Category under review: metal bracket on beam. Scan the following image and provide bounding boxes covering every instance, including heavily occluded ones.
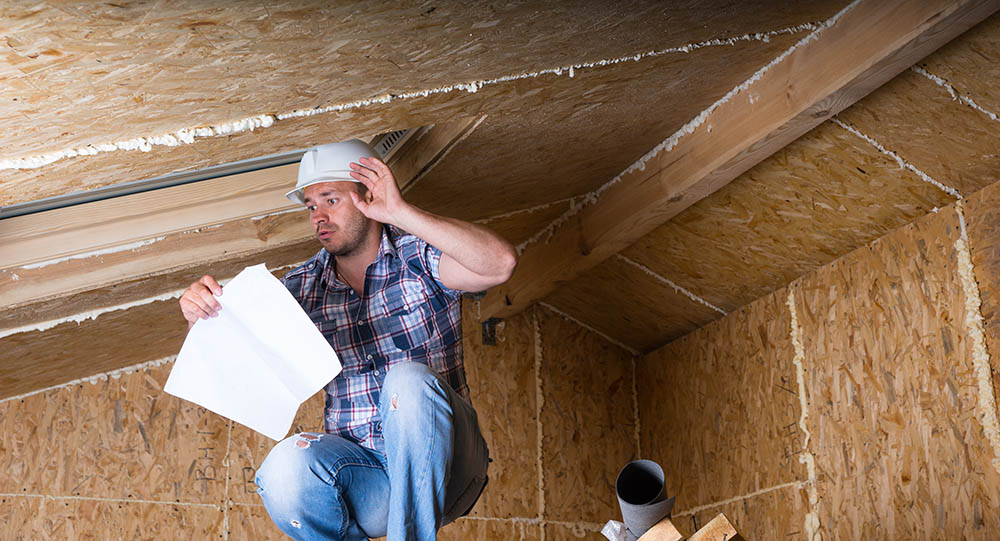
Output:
[481,317,503,346]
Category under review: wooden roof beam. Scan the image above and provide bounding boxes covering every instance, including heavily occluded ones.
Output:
[0,117,483,332]
[480,0,999,321]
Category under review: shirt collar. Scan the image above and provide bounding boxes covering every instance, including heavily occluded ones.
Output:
[321,225,400,289]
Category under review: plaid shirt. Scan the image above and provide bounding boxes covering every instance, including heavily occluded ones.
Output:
[281,226,466,453]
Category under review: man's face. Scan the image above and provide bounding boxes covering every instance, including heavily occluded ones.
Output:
[303,181,372,256]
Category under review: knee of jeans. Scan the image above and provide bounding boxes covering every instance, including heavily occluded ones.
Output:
[255,433,325,509]
[381,363,442,411]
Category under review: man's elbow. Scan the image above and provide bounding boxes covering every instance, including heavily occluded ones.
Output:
[494,243,518,284]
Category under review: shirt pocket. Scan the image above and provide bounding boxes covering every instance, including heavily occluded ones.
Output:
[376,278,434,351]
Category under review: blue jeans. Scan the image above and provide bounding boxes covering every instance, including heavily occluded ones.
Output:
[255,362,489,540]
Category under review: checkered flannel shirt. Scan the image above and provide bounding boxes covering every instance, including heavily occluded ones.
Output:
[281,225,466,453]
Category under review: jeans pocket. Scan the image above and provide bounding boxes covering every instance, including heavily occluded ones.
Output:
[443,475,488,524]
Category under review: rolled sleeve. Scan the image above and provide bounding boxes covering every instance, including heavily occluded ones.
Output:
[422,242,463,299]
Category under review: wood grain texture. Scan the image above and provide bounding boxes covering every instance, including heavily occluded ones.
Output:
[679,486,804,540]
[793,206,1000,538]
[538,306,636,523]
[0,1,846,205]
[227,504,286,540]
[622,119,953,315]
[837,68,1000,198]
[962,179,1000,416]
[0,362,228,504]
[544,256,721,352]
[919,12,1000,119]
[462,302,539,519]
[0,498,223,540]
[439,518,542,541]
[480,0,997,320]
[638,287,805,511]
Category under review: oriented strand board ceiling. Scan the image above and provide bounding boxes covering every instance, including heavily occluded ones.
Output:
[2,2,999,399]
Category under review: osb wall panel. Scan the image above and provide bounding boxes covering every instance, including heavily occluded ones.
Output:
[0,363,227,504]
[793,207,1000,538]
[440,518,541,541]
[837,69,1000,198]
[963,180,1000,406]
[462,304,539,519]
[405,31,803,222]
[0,498,222,540]
[638,287,805,512]
[919,13,1000,128]
[545,256,720,352]
[0,299,187,400]
[0,1,844,205]
[622,119,954,315]
[538,306,637,524]
[678,484,808,539]
[545,523,605,540]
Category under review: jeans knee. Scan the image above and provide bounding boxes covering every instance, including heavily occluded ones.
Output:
[256,433,326,513]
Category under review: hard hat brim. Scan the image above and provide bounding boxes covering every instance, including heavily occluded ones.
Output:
[285,173,362,205]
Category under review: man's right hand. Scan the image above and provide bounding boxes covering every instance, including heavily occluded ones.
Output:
[179,275,223,327]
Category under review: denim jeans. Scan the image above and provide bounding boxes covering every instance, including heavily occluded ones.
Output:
[255,362,489,540]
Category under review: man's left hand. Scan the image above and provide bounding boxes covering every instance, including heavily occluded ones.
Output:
[349,156,408,225]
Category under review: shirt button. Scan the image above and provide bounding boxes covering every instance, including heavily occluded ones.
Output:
[373,369,380,376]
[366,354,373,360]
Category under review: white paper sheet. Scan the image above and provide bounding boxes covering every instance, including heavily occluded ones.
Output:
[165,264,341,440]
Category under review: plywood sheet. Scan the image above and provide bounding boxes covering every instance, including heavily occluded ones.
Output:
[538,306,636,523]
[0,298,186,400]
[440,518,541,541]
[0,362,228,504]
[837,69,1000,198]
[793,207,1000,538]
[544,256,721,352]
[920,13,1000,119]
[678,483,807,540]
[0,21,810,212]
[462,303,539,519]
[227,391,326,506]
[962,179,1000,410]
[0,497,222,540]
[405,31,804,222]
[638,287,805,510]
[622,119,954,314]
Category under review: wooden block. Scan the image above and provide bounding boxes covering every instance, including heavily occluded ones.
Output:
[538,306,637,523]
[638,517,684,541]
[461,302,539,519]
[688,514,742,541]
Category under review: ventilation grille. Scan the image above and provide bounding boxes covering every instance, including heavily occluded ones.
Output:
[372,129,413,159]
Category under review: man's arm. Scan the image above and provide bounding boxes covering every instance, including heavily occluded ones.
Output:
[349,157,517,292]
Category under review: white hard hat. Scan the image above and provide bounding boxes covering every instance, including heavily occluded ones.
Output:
[285,139,379,205]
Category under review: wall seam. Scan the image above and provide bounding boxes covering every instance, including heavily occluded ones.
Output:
[222,420,234,540]
[532,306,547,541]
[787,288,821,540]
[830,116,962,199]
[0,492,220,510]
[632,355,642,459]
[672,480,804,518]
[474,197,576,225]
[911,66,1000,124]
[537,302,639,355]
[953,201,1000,473]
[614,254,726,315]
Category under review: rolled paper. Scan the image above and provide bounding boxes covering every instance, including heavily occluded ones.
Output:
[615,460,675,541]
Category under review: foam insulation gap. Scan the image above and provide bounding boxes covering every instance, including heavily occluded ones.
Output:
[0,491,220,510]
[538,302,640,356]
[19,236,167,270]
[0,355,176,404]
[532,307,547,523]
[786,289,821,541]
[0,23,822,172]
[614,254,726,315]
[518,2,860,253]
[830,117,962,198]
[673,480,804,518]
[458,515,604,532]
[954,202,1000,473]
[631,356,641,458]
[475,197,575,225]
[911,66,1000,123]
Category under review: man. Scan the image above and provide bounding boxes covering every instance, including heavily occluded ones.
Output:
[178,139,517,540]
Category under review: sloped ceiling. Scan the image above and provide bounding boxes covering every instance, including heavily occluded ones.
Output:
[1,2,999,398]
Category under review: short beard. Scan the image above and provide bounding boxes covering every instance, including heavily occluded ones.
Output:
[322,211,374,257]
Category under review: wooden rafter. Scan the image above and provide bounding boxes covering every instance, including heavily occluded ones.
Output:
[479,0,999,321]
[0,117,482,329]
